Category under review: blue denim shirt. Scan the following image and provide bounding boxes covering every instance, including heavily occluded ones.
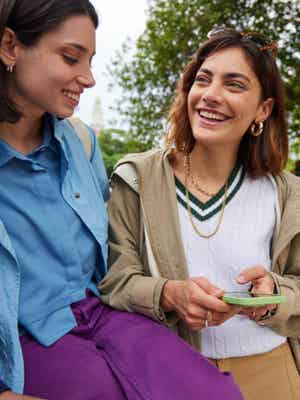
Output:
[0,115,109,393]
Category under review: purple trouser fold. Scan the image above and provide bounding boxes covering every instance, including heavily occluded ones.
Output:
[21,295,243,399]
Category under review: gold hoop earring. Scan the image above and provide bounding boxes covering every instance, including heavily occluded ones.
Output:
[251,121,264,137]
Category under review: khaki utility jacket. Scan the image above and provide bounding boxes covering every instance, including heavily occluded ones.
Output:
[100,149,300,372]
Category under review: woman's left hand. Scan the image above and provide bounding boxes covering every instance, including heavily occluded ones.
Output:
[236,265,277,321]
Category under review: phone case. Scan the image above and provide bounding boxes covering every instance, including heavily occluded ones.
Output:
[222,292,286,307]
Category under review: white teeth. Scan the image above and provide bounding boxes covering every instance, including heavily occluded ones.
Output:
[63,90,80,102]
[199,110,226,121]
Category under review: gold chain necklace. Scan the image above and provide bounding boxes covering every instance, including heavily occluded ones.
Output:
[183,154,228,239]
[186,156,216,197]
[189,173,216,197]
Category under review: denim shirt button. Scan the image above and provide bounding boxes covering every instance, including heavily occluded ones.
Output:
[75,192,81,199]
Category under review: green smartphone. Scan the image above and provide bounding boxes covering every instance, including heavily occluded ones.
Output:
[222,291,286,307]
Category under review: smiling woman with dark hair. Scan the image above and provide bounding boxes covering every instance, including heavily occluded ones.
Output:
[101,28,300,399]
[0,2,243,399]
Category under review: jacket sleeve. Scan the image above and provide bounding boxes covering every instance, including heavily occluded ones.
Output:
[99,175,169,322]
[259,233,300,338]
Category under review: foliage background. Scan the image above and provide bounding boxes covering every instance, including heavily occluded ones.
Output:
[101,0,299,173]
[98,129,148,177]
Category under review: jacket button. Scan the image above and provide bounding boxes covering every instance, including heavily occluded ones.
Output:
[75,192,81,199]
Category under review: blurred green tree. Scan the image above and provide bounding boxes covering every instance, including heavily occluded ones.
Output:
[108,0,300,160]
[98,128,148,178]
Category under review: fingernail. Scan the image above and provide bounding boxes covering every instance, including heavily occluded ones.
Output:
[237,275,245,283]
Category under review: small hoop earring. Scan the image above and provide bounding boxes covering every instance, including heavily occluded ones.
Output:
[251,121,264,137]
[6,64,14,73]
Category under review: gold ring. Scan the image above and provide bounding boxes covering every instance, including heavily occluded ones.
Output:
[204,319,209,328]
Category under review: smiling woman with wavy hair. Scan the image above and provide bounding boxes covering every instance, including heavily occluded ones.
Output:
[102,27,300,400]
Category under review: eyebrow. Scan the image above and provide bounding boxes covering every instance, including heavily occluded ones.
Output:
[64,42,96,57]
[198,68,251,83]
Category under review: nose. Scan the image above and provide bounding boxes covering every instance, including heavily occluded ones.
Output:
[77,68,96,89]
[202,82,223,105]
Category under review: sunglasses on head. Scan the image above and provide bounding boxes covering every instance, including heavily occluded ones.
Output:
[207,27,277,58]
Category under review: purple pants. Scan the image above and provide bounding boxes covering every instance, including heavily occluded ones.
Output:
[21,295,243,399]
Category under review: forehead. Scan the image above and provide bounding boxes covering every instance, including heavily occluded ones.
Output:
[37,15,96,54]
[199,47,257,80]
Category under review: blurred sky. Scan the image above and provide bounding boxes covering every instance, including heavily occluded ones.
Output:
[75,0,148,127]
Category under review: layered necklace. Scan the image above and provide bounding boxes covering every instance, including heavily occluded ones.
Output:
[183,153,228,239]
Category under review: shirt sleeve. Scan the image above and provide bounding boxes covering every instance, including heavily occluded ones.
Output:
[88,127,110,202]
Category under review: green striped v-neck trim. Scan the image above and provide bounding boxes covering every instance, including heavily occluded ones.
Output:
[175,164,245,221]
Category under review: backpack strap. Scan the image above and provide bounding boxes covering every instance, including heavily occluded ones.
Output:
[67,116,92,160]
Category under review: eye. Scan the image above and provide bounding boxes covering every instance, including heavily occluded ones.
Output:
[194,75,210,84]
[226,81,245,90]
[63,55,79,65]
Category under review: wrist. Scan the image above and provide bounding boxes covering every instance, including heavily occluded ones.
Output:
[160,280,179,312]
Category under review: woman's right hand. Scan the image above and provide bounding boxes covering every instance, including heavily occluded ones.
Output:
[160,278,240,330]
[0,392,45,400]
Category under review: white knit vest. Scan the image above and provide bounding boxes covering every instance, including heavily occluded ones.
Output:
[176,168,286,358]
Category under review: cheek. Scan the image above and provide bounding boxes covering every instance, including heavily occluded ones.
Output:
[234,99,259,124]
[13,67,67,110]
[187,86,199,104]
[16,60,55,88]
[187,90,198,117]
[187,96,192,114]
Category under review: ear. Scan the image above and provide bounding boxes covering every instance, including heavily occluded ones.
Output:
[255,97,274,123]
[0,27,18,67]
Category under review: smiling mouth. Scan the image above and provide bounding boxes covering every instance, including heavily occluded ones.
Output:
[198,110,230,122]
[63,90,80,103]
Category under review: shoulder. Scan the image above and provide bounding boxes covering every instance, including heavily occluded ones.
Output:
[112,147,173,193]
[115,148,166,169]
[272,172,300,224]
[113,148,168,181]
[51,115,98,160]
[51,114,94,143]
[274,171,300,198]
[111,149,162,193]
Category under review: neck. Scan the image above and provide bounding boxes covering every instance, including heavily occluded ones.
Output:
[190,142,239,186]
[0,114,44,154]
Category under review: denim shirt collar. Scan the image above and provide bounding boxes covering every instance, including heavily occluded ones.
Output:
[0,114,59,167]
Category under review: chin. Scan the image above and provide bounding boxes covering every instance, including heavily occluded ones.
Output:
[55,109,75,119]
[194,133,229,147]
[193,131,221,141]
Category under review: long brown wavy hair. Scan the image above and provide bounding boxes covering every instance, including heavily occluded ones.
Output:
[165,31,288,178]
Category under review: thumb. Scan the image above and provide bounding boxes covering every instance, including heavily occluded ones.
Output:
[236,265,266,284]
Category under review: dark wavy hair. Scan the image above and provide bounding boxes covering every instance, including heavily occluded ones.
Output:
[0,0,99,123]
[165,30,288,177]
